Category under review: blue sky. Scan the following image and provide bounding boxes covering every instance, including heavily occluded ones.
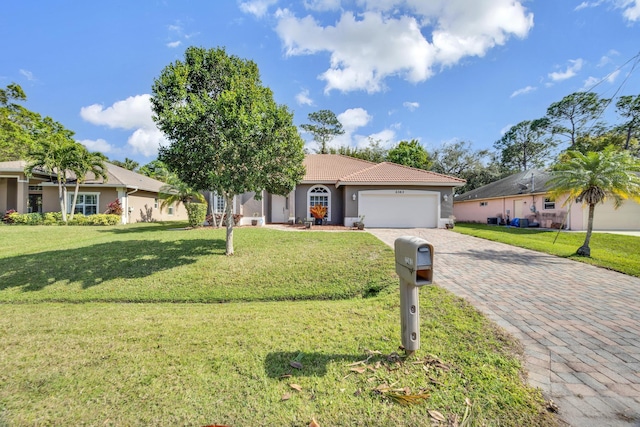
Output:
[2,1,639,165]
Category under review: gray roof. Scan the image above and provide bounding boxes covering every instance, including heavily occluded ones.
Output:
[454,169,553,202]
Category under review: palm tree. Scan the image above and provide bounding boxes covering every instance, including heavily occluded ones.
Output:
[25,119,79,222]
[158,174,206,212]
[548,148,640,256]
[69,147,108,220]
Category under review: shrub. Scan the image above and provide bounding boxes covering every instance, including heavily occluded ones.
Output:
[206,213,243,227]
[10,213,44,225]
[104,199,123,215]
[139,205,155,222]
[43,212,64,225]
[185,203,207,228]
[69,214,120,226]
[2,209,17,224]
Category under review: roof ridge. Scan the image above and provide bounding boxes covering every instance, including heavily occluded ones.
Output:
[379,161,466,182]
[338,161,382,181]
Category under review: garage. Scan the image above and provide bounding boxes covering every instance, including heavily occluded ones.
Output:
[591,199,640,231]
[358,189,439,228]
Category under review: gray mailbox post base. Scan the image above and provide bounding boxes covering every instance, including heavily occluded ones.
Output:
[400,278,420,355]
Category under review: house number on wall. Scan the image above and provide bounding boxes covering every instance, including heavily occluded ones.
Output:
[395,190,405,194]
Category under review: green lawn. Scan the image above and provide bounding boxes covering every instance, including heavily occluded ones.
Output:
[0,223,557,426]
[453,223,640,277]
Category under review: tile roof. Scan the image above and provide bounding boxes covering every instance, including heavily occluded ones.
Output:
[303,154,465,186]
[454,169,553,202]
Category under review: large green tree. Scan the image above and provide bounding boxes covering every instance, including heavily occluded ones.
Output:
[548,148,640,256]
[615,94,640,151]
[158,174,206,212]
[151,46,305,255]
[546,92,609,150]
[110,157,139,171]
[300,109,344,154]
[0,83,40,161]
[386,139,432,169]
[494,118,555,171]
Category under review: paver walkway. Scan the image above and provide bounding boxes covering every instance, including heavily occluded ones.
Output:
[369,228,640,427]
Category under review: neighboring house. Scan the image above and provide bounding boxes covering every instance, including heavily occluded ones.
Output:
[453,169,640,231]
[0,161,188,223]
[232,154,466,228]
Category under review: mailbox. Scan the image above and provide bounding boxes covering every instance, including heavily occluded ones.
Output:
[394,236,433,286]
[394,236,434,354]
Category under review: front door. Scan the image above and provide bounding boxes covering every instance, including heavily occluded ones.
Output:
[271,195,289,223]
[28,194,42,213]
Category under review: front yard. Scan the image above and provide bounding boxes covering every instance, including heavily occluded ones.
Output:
[0,223,557,426]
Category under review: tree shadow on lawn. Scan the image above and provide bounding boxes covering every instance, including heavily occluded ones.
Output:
[264,351,369,378]
[0,238,224,292]
[95,222,192,234]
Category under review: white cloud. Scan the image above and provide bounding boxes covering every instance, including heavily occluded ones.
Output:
[304,0,340,11]
[240,0,278,17]
[574,1,604,11]
[78,138,115,154]
[338,108,372,131]
[403,101,419,111]
[295,89,313,105]
[80,94,166,157]
[19,69,35,81]
[275,1,533,93]
[620,0,640,21]
[548,58,584,82]
[167,41,182,48]
[510,85,536,98]
[581,69,622,90]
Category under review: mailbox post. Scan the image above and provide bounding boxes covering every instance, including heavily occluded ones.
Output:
[394,236,434,355]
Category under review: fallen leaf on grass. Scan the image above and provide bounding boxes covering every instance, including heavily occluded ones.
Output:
[428,410,446,421]
[349,366,367,374]
[281,393,291,401]
[290,383,303,392]
[290,361,303,370]
[279,374,292,379]
[309,419,320,427]
[386,392,430,406]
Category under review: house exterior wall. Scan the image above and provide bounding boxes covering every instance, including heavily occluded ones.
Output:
[294,184,344,224]
[0,175,29,213]
[126,190,189,223]
[454,193,571,228]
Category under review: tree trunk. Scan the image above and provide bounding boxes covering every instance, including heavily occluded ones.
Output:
[57,178,67,223]
[69,181,81,221]
[224,194,234,256]
[577,203,595,257]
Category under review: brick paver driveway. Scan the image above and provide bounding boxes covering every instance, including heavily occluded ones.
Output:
[369,228,640,427]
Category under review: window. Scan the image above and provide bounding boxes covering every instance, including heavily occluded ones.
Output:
[154,198,158,209]
[308,185,330,219]
[69,193,99,215]
[480,201,488,207]
[168,205,174,215]
[544,198,555,210]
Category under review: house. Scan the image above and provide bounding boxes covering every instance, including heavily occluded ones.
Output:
[2,155,465,228]
[0,161,188,223]
[453,169,640,231]
[233,154,466,228]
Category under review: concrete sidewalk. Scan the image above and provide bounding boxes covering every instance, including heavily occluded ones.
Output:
[369,228,640,427]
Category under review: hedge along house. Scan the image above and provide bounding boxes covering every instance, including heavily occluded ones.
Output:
[0,161,188,224]
[281,154,465,228]
[453,168,640,231]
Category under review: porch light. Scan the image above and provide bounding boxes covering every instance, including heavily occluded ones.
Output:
[442,194,449,202]
[352,193,357,201]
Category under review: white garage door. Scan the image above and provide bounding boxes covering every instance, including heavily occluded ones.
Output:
[591,199,640,231]
[358,189,439,228]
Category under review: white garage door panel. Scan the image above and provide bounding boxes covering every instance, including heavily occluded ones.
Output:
[592,199,640,230]
[359,191,438,228]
